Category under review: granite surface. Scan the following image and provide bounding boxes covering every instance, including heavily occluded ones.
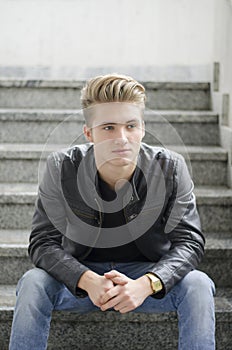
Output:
[0,204,35,229]
[0,234,231,287]
[144,121,219,146]
[0,78,231,349]
[0,119,219,146]
[0,87,82,109]
[0,148,227,185]
[0,300,231,350]
[0,109,219,146]
[146,89,210,110]
[0,186,231,232]
[197,204,232,233]
[0,81,210,110]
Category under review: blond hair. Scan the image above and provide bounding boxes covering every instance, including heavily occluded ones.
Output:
[81,73,146,110]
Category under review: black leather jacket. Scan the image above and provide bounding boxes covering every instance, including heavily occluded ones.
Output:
[29,142,204,298]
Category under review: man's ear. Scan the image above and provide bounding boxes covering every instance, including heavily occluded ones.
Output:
[83,125,93,142]
[141,120,145,139]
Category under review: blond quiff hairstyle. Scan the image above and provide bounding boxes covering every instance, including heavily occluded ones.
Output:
[81,73,146,109]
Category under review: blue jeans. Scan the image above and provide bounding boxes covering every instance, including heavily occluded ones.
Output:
[9,262,215,350]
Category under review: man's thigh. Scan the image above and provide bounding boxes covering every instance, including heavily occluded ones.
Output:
[132,269,215,314]
[54,285,99,314]
[19,267,98,314]
[45,262,214,315]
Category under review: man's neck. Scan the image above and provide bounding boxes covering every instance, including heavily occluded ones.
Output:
[97,163,136,190]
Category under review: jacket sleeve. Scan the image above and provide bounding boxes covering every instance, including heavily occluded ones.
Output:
[28,153,89,296]
[148,154,205,298]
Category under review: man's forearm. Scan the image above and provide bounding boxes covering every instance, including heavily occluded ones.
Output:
[78,270,99,291]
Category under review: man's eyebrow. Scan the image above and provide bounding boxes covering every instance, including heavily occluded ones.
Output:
[98,122,117,126]
[98,119,140,126]
[126,119,140,123]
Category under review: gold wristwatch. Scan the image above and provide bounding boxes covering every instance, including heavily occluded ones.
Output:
[145,273,163,294]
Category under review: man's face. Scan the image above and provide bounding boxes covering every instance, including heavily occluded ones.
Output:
[84,102,145,168]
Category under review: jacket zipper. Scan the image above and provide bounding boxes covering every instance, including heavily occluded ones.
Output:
[78,198,103,261]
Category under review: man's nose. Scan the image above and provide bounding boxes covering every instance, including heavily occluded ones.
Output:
[114,128,128,144]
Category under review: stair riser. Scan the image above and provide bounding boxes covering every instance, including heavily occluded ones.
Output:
[145,123,219,146]
[0,160,42,183]
[198,205,232,233]
[0,204,34,230]
[146,89,210,110]
[0,121,219,146]
[0,310,231,350]
[0,121,85,145]
[0,87,82,109]
[0,202,231,232]
[0,79,231,350]
[0,159,227,186]
[0,257,33,285]
[0,84,210,110]
[191,161,227,186]
[0,251,230,288]
[199,256,232,289]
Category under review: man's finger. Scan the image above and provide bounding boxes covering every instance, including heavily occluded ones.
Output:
[104,270,121,277]
[104,270,129,284]
[100,294,121,311]
[109,276,128,285]
[100,286,119,306]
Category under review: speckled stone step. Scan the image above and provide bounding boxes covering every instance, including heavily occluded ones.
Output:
[0,229,231,287]
[0,184,231,232]
[199,232,232,288]
[0,286,231,350]
[0,109,219,145]
[0,144,227,186]
[0,184,36,230]
[0,80,210,110]
[194,187,232,232]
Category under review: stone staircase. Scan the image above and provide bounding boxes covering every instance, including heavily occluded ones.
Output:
[0,80,231,350]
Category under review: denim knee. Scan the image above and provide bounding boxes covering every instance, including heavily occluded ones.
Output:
[16,267,63,303]
[18,268,49,291]
[183,270,215,293]
[176,270,216,306]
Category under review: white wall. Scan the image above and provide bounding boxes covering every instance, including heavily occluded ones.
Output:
[213,0,232,125]
[0,0,215,80]
[212,0,232,186]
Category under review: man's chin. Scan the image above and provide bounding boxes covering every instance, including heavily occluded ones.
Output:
[108,157,135,167]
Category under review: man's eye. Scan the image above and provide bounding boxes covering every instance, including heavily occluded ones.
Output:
[127,124,136,129]
[103,126,114,130]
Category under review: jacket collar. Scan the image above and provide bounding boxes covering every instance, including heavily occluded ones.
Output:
[81,144,141,206]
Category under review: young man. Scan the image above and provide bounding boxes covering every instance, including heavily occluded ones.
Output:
[9,74,215,349]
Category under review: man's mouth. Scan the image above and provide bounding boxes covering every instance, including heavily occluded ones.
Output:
[112,149,131,154]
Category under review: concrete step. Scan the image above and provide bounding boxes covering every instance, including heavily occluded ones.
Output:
[0,184,231,232]
[145,110,219,146]
[0,285,231,350]
[0,109,219,146]
[0,229,29,244]
[0,183,36,231]
[0,80,210,110]
[199,232,232,288]
[0,230,231,287]
[0,144,227,186]
[194,186,232,232]
[0,243,32,285]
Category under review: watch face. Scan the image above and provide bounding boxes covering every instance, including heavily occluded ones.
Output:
[146,274,162,293]
[152,280,162,292]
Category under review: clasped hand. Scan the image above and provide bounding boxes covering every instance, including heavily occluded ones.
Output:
[91,270,152,314]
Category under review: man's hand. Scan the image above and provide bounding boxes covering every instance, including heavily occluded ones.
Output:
[78,270,115,307]
[100,270,153,313]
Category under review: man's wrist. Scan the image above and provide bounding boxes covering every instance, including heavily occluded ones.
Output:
[145,273,163,294]
[77,270,98,291]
